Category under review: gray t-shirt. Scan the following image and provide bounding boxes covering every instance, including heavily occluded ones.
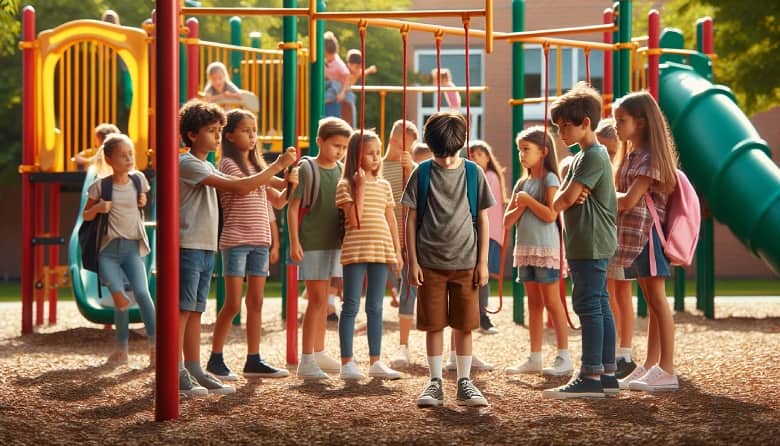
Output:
[88,173,151,256]
[561,143,617,260]
[179,152,227,251]
[514,172,560,250]
[402,160,495,270]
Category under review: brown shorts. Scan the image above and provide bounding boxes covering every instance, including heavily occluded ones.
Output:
[416,266,479,332]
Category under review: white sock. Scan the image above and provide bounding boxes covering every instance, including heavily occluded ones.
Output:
[557,349,571,360]
[617,347,632,362]
[449,350,457,363]
[328,295,336,306]
[427,355,443,380]
[301,353,315,363]
[456,355,472,380]
[528,351,542,364]
[314,350,329,359]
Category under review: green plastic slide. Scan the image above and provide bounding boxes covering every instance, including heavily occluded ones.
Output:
[658,63,780,275]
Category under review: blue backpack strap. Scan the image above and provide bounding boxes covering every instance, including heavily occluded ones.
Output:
[464,159,478,226]
[416,159,433,229]
[100,176,113,202]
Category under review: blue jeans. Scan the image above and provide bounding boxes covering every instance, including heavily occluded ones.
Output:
[568,258,617,375]
[98,239,156,349]
[339,263,388,358]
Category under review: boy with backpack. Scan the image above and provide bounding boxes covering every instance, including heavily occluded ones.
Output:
[403,111,495,407]
[289,116,352,380]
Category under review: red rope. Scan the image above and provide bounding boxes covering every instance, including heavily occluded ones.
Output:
[354,22,367,230]
[585,47,592,85]
[435,31,443,111]
[463,18,471,147]
[400,26,411,305]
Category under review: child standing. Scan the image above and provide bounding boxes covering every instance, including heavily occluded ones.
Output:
[336,130,403,380]
[546,83,618,399]
[202,62,241,104]
[503,127,573,377]
[597,118,637,380]
[323,32,351,123]
[178,100,296,396]
[289,116,352,380]
[404,111,494,407]
[467,140,508,334]
[341,49,378,128]
[82,134,155,366]
[611,91,679,392]
[73,123,121,175]
[206,109,293,381]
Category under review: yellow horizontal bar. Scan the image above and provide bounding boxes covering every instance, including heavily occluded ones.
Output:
[494,24,616,40]
[509,93,613,106]
[182,7,310,17]
[352,85,488,93]
[315,9,486,20]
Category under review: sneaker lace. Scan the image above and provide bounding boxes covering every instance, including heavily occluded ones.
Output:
[422,381,441,398]
[459,380,481,399]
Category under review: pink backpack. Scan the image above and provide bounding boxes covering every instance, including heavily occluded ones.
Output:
[644,169,701,275]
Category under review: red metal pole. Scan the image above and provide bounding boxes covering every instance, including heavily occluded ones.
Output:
[602,8,613,117]
[648,9,660,100]
[34,184,44,326]
[155,0,180,421]
[701,17,713,54]
[21,6,36,335]
[186,18,200,100]
[49,185,60,324]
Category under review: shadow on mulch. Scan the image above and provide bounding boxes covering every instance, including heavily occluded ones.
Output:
[290,378,400,399]
[673,313,780,333]
[0,327,150,358]
[15,365,150,402]
[79,390,154,419]
[506,375,569,391]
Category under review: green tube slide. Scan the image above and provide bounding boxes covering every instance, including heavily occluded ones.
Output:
[658,63,780,275]
[68,168,157,324]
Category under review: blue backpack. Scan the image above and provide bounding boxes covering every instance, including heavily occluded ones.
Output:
[415,158,478,230]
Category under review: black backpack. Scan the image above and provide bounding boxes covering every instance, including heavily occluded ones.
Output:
[78,174,143,290]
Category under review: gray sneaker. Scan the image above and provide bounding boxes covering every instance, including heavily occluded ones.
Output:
[416,378,444,407]
[195,371,236,395]
[179,369,208,397]
[456,378,488,407]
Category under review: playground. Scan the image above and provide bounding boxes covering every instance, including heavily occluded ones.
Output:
[4,0,780,442]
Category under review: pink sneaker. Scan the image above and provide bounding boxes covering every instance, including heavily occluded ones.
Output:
[628,365,679,392]
[619,364,646,389]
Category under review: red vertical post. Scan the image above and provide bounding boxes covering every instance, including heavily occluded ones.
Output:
[701,17,713,54]
[21,7,36,334]
[602,8,614,116]
[648,9,660,100]
[48,185,60,324]
[155,0,180,422]
[186,18,199,100]
[34,184,44,326]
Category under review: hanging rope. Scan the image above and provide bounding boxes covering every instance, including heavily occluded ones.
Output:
[434,29,444,111]
[584,47,592,85]
[400,24,411,305]
[463,17,471,148]
[353,20,368,230]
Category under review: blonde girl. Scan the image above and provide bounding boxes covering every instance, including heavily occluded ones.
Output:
[202,61,241,102]
[503,126,572,377]
[206,109,291,380]
[335,130,403,381]
[612,91,679,391]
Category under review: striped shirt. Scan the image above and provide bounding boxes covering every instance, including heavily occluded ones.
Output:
[336,178,397,265]
[218,157,272,250]
[613,148,669,267]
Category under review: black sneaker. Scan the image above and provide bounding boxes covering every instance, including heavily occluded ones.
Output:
[243,355,290,378]
[600,374,620,396]
[417,378,444,407]
[615,358,637,380]
[456,378,489,407]
[542,375,605,399]
[479,313,499,334]
[327,312,339,322]
[206,353,239,381]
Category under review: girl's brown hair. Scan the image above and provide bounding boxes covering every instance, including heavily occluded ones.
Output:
[614,91,678,193]
[221,109,268,176]
[515,126,560,181]
[468,140,508,206]
[343,130,382,198]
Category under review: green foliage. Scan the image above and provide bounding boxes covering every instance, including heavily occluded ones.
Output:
[0,0,21,57]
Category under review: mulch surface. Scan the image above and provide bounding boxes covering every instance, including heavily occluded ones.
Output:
[1,297,779,445]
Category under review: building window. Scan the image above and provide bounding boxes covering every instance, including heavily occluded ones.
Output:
[414,48,484,139]
[522,45,604,120]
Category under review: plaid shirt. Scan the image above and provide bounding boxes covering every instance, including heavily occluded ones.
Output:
[613,149,668,267]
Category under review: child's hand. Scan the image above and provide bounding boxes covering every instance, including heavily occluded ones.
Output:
[286,167,299,186]
[354,167,366,186]
[408,262,423,287]
[391,250,403,274]
[576,187,591,205]
[515,191,532,206]
[138,192,147,208]
[400,151,413,171]
[290,240,303,263]
[336,91,346,103]
[474,263,489,288]
[96,199,112,214]
[277,147,298,169]
[270,246,280,265]
[366,65,378,75]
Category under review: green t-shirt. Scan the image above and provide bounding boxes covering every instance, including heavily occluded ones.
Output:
[293,161,342,251]
[561,143,617,260]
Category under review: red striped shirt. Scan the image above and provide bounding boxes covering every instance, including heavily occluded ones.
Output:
[218,157,272,250]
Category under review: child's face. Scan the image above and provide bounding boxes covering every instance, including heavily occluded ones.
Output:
[318,134,349,163]
[226,117,257,152]
[324,52,335,64]
[614,107,642,143]
[105,142,135,174]
[517,140,546,170]
[209,71,226,92]
[555,119,588,148]
[190,122,222,152]
[469,148,489,170]
[361,141,381,174]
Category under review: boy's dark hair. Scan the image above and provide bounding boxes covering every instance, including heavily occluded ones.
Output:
[346,49,362,65]
[324,31,339,55]
[422,111,467,158]
[94,123,120,143]
[179,99,226,148]
[550,81,602,130]
[317,116,352,141]
[102,133,133,158]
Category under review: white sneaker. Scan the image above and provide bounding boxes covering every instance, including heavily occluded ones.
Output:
[445,354,494,372]
[628,365,679,392]
[390,345,411,368]
[297,358,330,381]
[505,357,543,375]
[619,364,647,389]
[444,353,457,372]
[340,361,366,381]
[542,356,574,376]
[315,351,341,373]
[368,360,402,380]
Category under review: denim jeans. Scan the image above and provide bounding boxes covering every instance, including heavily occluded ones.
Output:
[339,263,388,358]
[98,239,156,349]
[398,262,418,317]
[568,258,616,375]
